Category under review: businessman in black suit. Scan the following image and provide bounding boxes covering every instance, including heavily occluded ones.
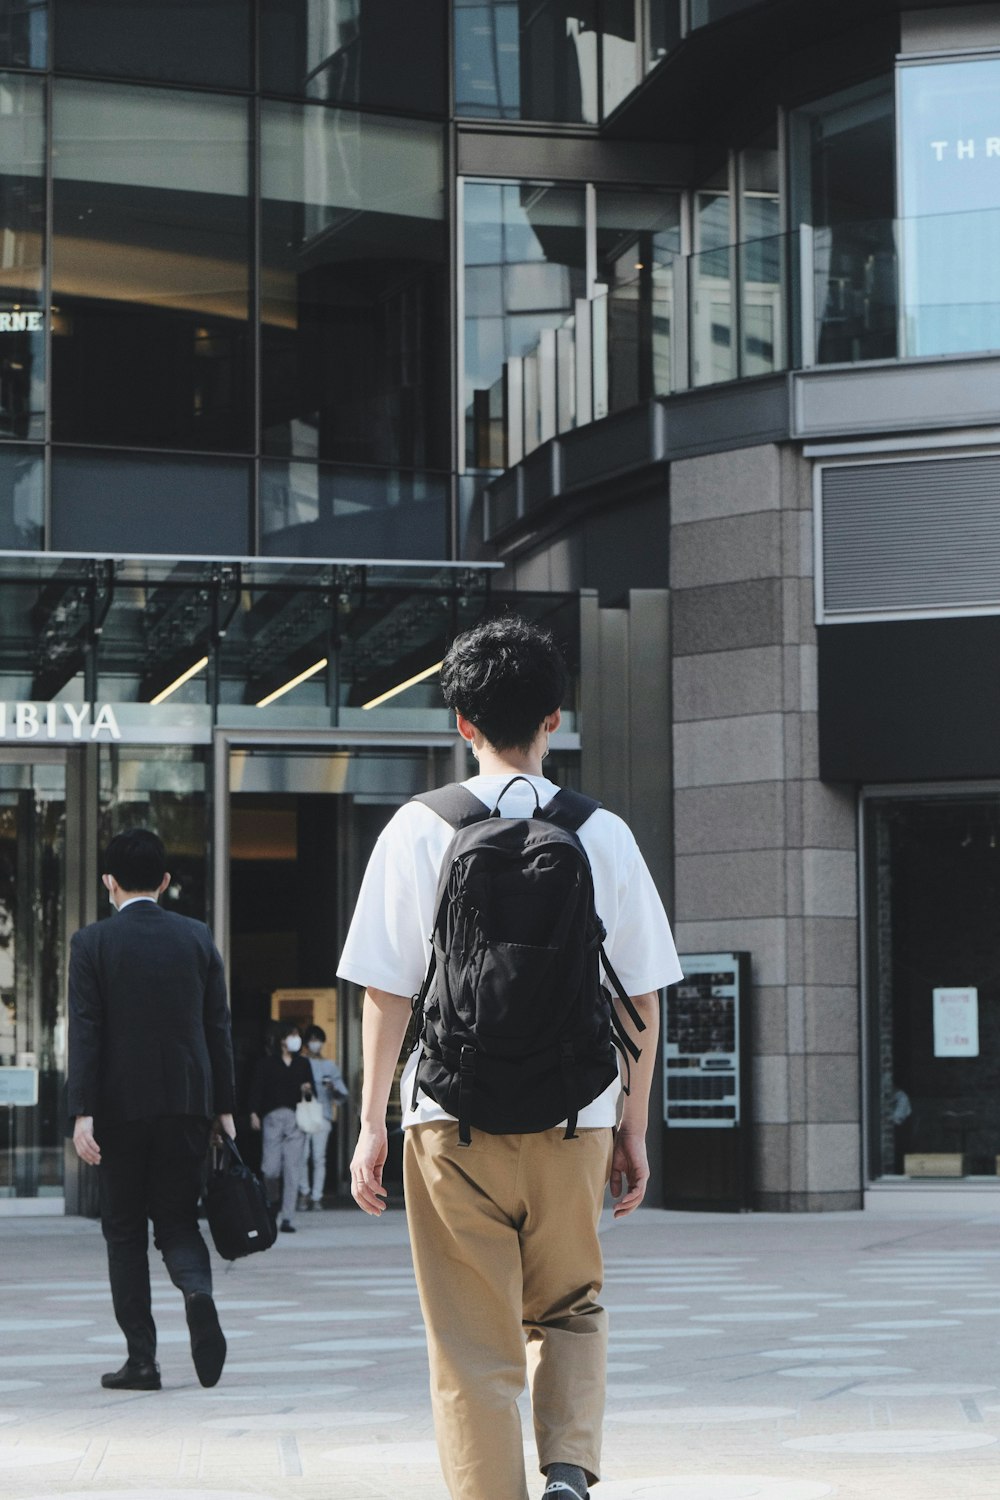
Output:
[68,828,236,1393]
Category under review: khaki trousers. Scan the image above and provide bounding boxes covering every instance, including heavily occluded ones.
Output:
[403,1121,614,1500]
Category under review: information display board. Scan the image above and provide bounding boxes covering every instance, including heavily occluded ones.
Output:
[664,953,745,1129]
[662,952,752,1211]
[0,1066,38,1106]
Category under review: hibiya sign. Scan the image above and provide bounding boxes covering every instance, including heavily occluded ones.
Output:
[0,702,121,741]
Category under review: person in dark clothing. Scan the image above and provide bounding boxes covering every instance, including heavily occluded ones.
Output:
[248,1023,314,1233]
[68,828,236,1393]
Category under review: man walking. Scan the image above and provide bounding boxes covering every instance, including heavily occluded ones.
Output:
[339,616,682,1500]
[68,828,236,1392]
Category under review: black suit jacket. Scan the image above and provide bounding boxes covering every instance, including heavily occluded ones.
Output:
[67,901,236,1125]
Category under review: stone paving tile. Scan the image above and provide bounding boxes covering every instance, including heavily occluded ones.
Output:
[2,1205,1000,1499]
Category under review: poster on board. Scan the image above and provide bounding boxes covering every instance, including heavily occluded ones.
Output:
[932,987,979,1058]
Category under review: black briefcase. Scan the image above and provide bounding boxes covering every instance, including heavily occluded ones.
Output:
[204,1135,278,1261]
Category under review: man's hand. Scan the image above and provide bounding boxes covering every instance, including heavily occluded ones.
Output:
[212,1113,236,1143]
[73,1115,101,1166]
[609,1127,649,1218]
[350,1123,389,1216]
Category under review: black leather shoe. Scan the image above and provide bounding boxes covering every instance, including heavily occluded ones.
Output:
[279,1218,296,1233]
[101,1360,161,1391]
[185,1291,227,1388]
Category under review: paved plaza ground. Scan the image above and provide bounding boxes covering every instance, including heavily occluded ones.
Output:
[1,1198,1000,1500]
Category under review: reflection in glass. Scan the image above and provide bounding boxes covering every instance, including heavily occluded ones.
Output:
[691,186,734,385]
[0,444,42,547]
[899,57,1000,358]
[789,76,895,364]
[260,459,449,560]
[648,0,681,65]
[596,188,681,409]
[866,794,1000,1179]
[100,749,208,922]
[53,0,250,88]
[0,765,65,1199]
[738,135,782,376]
[260,103,449,470]
[601,0,638,118]
[454,0,598,123]
[51,450,251,555]
[0,1,45,68]
[0,72,45,440]
[261,0,447,115]
[464,180,586,467]
[52,82,252,451]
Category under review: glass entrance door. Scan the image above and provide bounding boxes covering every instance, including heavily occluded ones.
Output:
[220,739,455,1200]
[0,753,67,1203]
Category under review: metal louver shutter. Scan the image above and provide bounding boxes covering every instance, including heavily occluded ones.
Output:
[821,454,1000,619]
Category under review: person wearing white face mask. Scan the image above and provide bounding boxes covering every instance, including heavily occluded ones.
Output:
[298,1025,349,1211]
[248,1023,314,1232]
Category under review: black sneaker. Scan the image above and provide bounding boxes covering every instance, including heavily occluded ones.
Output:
[280,1218,296,1233]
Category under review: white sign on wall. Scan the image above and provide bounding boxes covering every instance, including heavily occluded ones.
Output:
[932,986,979,1058]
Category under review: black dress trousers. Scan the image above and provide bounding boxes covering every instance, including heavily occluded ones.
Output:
[98,1115,213,1365]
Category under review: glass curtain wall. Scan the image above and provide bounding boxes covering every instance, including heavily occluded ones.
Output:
[0,0,45,69]
[789,76,896,365]
[259,103,449,555]
[898,56,1000,359]
[53,0,252,88]
[51,81,253,453]
[463,180,586,470]
[738,130,782,377]
[595,187,681,409]
[0,72,45,443]
[690,165,733,385]
[261,0,447,114]
[454,0,599,123]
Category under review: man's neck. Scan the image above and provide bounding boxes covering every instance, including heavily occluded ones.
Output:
[473,746,545,778]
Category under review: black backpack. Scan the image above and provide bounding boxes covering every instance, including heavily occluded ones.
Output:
[408,775,645,1145]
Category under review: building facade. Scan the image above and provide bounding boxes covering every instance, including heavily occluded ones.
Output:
[1,0,998,1213]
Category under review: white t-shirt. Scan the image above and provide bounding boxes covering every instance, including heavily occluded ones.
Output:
[337,773,684,1129]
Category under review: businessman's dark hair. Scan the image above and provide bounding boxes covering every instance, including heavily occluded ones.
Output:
[102,829,168,892]
[440,615,567,753]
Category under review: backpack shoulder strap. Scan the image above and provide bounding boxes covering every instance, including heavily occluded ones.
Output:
[538,786,601,833]
[412,783,489,830]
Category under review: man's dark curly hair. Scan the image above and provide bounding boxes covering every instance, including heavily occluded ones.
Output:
[440,615,568,753]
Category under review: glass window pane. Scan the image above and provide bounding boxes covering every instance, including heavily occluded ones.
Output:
[260,102,449,469]
[596,187,681,406]
[260,459,448,559]
[463,179,585,468]
[53,0,251,88]
[261,0,447,115]
[51,450,251,554]
[648,0,681,66]
[899,57,1000,358]
[0,443,42,547]
[0,72,45,440]
[52,82,252,451]
[455,0,598,124]
[0,1,45,68]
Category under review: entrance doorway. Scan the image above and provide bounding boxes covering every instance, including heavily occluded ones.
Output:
[217,733,458,1199]
[0,751,68,1205]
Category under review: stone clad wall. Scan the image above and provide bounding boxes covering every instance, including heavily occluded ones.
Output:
[669,443,861,1211]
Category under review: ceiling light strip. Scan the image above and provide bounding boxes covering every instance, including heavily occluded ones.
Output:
[362,660,443,711]
[150,655,209,706]
[256,657,329,708]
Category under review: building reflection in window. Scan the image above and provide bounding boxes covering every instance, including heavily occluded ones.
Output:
[260,103,449,472]
[0,0,45,69]
[0,443,41,547]
[261,0,447,116]
[595,187,681,408]
[0,72,45,440]
[51,81,252,451]
[260,459,448,560]
[53,0,251,88]
[463,180,586,468]
[454,0,598,123]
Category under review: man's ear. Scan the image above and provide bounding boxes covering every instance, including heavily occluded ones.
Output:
[158,873,171,896]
